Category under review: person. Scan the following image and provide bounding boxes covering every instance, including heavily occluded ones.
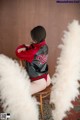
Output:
[15,26,51,95]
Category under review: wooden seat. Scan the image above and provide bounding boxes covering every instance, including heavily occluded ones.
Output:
[33,83,53,119]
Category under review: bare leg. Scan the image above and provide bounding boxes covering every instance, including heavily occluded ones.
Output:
[30,74,51,95]
[30,78,47,95]
[46,74,51,86]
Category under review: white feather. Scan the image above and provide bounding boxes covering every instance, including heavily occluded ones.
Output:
[0,54,39,120]
[50,20,80,120]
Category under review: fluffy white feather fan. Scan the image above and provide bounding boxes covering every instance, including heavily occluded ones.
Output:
[50,20,80,120]
[0,54,39,120]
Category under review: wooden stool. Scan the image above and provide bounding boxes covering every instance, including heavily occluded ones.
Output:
[33,84,53,119]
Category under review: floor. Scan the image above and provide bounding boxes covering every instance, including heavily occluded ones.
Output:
[39,96,53,120]
[39,95,80,120]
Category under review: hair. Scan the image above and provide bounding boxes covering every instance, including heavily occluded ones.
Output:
[31,26,46,43]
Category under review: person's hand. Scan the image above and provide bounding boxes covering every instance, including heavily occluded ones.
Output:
[18,48,26,53]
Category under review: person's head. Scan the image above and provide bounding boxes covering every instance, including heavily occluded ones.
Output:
[31,26,46,43]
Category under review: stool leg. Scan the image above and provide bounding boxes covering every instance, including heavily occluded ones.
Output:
[40,94,43,119]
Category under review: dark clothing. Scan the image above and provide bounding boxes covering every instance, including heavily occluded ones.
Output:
[16,41,48,81]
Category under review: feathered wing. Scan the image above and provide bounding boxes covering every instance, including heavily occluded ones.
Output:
[50,20,80,120]
[0,54,39,120]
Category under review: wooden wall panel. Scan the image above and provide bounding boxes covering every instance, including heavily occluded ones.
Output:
[0,0,80,76]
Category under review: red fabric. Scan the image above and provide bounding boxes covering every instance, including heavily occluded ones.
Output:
[16,41,46,63]
[30,73,48,82]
